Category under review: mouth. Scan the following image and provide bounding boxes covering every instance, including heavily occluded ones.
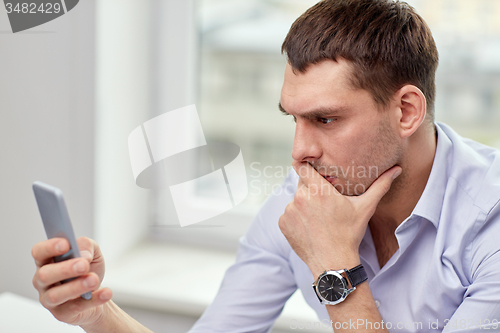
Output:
[308,163,338,185]
[319,173,338,185]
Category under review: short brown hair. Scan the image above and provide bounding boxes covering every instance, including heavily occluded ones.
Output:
[281,0,439,121]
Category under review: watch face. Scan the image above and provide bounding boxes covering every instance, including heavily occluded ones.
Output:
[318,273,346,302]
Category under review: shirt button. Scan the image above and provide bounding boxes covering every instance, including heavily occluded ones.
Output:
[374,300,381,308]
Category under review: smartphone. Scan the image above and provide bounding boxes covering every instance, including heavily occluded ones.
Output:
[32,181,92,300]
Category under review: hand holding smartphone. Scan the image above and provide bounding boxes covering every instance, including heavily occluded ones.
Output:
[32,181,92,300]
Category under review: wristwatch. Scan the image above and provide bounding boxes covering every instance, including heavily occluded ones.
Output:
[312,264,368,305]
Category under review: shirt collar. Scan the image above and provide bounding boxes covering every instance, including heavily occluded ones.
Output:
[408,122,452,229]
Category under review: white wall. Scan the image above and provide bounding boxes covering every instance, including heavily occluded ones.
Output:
[0,1,96,298]
[0,0,196,298]
[0,0,203,300]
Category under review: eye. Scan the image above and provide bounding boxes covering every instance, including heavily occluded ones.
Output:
[280,111,297,123]
[318,118,336,124]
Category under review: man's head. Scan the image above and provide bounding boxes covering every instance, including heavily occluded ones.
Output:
[279,0,438,196]
[281,0,439,119]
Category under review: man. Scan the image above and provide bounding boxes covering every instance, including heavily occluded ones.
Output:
[31,0,500,332]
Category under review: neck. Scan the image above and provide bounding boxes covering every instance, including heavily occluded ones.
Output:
[371,123,437,230]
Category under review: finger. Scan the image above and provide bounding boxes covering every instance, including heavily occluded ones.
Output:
[35,258,90,290]
[51,288,112,323]
[76,237,95,263]
[76,237,104,262]
[296,177,305,191]
[358,166,402,209]
[32,238,70,267]
[42,273,101,308]
[77,237,104,272]
[77,237,106,282]
[292,160,329,188]
[295,176,314,197]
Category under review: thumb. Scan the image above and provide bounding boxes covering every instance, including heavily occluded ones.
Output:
[358,166,402,210]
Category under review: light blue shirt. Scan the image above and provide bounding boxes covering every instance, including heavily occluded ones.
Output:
[189,123,500,332]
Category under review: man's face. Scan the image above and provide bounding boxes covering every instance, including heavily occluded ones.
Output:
[280,59,403,195]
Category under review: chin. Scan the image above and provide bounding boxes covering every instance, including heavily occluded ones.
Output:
[332,179,372,196]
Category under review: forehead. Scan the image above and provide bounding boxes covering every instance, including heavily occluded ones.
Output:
[280,59,361,113]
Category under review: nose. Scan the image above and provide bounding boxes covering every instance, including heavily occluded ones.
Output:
[291,119,322,163]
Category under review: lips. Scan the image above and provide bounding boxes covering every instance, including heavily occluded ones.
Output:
[311,163,338,184]
[320,174,337,185]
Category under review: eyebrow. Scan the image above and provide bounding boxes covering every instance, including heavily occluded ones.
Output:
[278,102,346,120]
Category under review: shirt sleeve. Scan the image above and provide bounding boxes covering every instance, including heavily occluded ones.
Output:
[443,201,500,332]
[188,171,299,333]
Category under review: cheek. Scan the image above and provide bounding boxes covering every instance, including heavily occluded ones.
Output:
[322,126,371,168]
[358,127,401,178]
[341,129,388,176]
[321,113,395,168]
[326,125,375,162]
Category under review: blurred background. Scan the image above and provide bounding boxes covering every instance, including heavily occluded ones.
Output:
[1,0,499,332]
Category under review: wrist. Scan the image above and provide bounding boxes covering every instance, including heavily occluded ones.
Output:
[79,301,114,333]
[312,264,368,306]
[310,254,361,278]
[81,300,154,333]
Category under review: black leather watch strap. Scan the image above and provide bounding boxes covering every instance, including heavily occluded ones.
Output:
[346,264,367,287]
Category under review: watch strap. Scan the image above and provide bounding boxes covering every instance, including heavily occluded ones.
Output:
[346,264,367,287]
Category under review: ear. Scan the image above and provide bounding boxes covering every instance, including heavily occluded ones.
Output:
[393,85,426,138]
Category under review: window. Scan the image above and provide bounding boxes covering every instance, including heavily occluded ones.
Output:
[95,0,500,328]
[149,0,500,250]
[149,0,318,250]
